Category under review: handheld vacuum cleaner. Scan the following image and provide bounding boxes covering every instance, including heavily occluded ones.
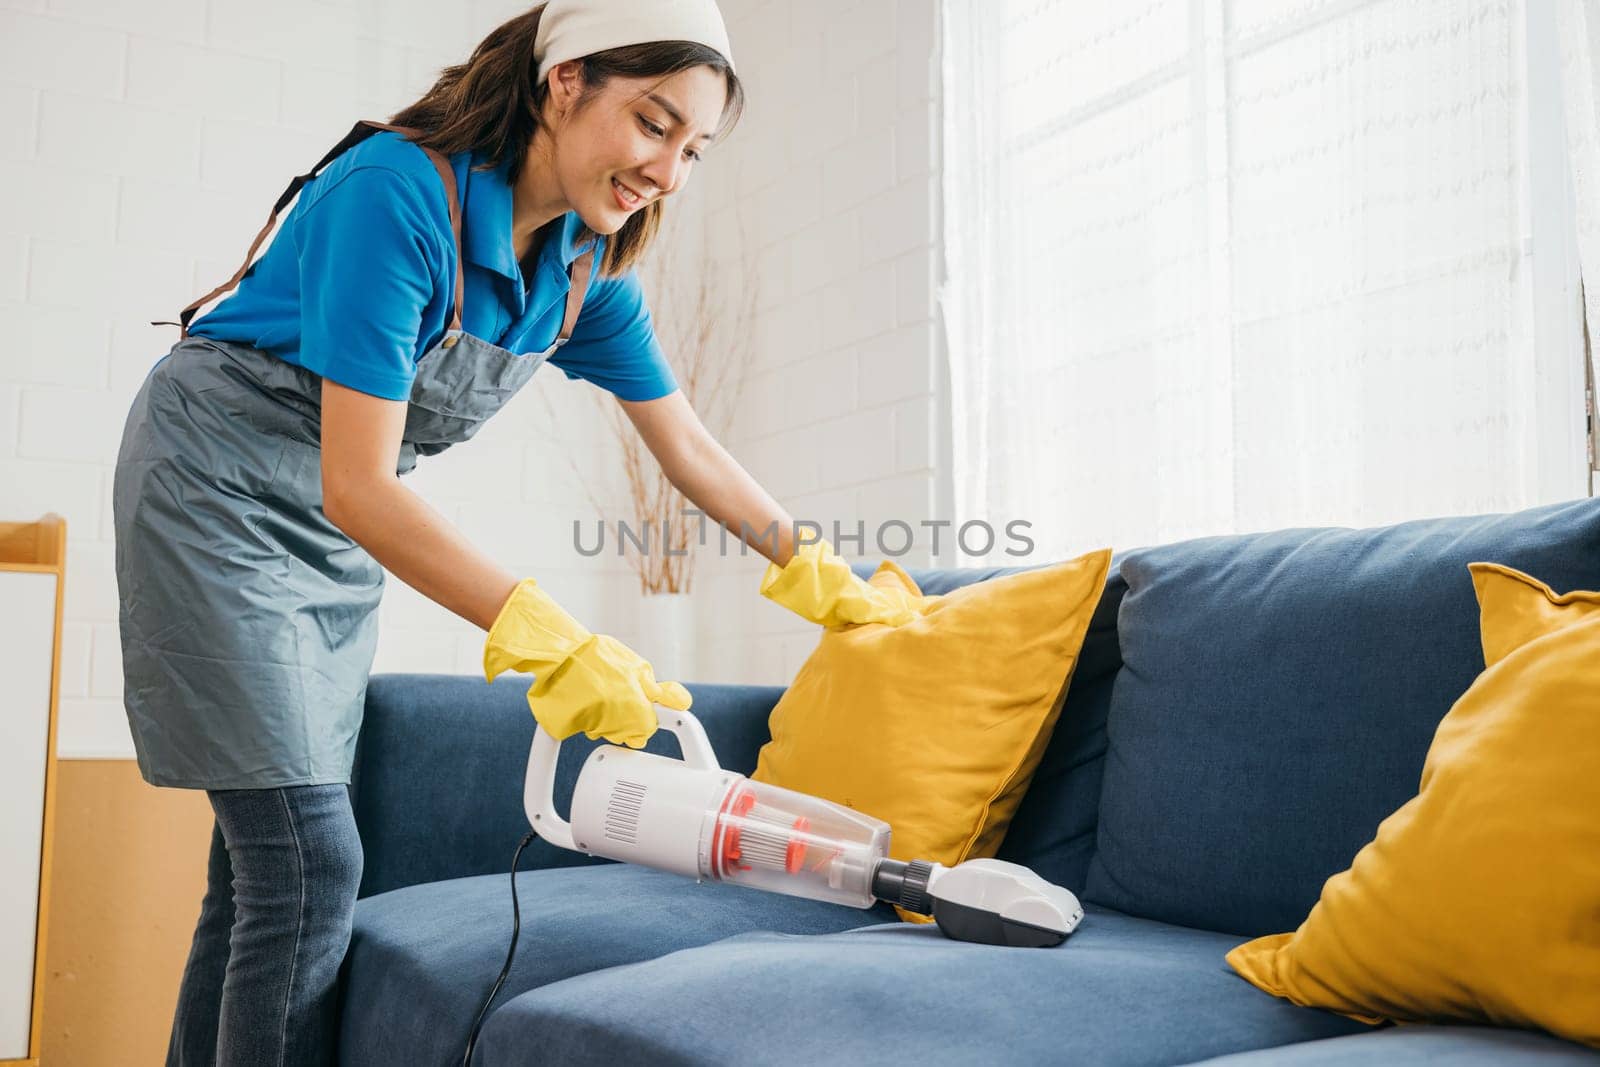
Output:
[529,708,1084,944]
[463,708,1083,1063]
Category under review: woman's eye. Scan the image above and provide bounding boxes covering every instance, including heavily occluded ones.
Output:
[639,115,700,161]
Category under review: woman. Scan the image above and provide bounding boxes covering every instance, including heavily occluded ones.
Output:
[112,1,917,1063]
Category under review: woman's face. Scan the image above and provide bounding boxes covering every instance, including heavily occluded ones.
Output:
[543,63,726,234]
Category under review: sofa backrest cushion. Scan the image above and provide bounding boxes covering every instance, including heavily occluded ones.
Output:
[1083,497,1600,936]
[350,674,614,898]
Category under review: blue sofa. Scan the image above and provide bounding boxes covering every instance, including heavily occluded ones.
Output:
[338,498,1600,1066]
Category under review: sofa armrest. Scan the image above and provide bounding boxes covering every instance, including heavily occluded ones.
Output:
[349,673,785,899]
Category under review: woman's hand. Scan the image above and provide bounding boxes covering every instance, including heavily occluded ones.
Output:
[483,578,691,748]
[759,540,922,629]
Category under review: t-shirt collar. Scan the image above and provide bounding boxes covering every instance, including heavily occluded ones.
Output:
[461,151,599,283]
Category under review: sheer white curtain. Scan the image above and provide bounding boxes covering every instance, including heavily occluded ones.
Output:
[1559,0,1600,393]
[941,0,1590,565]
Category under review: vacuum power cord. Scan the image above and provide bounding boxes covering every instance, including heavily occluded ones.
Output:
[463,830,538,1066]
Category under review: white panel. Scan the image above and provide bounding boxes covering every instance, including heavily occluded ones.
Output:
[0,569,54,1058]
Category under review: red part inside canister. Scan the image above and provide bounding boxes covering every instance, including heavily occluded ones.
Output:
[714,788,757,875]
[785,816,810,873]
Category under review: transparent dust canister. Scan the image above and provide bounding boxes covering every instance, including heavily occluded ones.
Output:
[702,777,890,909]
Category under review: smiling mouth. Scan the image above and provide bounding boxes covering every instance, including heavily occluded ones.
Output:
[612,177,647,208]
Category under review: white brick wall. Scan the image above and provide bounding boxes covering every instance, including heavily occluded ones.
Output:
[0,0,640,758]
[0,0,947,756]
[691,0,945,685]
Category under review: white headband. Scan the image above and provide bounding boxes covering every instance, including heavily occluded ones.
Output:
[535,0,736,84]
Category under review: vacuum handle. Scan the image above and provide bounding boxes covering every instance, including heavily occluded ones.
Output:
[523,706,722,852]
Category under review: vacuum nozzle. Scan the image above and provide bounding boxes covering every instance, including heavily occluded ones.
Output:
[870,857,936,915]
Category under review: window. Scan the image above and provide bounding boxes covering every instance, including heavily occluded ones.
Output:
[940,0,1593,564]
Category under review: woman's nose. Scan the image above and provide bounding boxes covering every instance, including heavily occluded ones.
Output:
[638,148,684,198]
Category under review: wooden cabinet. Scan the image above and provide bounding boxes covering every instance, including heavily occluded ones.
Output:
[0,516,64,1067]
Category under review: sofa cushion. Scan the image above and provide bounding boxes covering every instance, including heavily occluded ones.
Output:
[1188,1025,1600,1064]
[338,863,896,1067]
[1085,498,1600,937]
[1225,563,1600,1046]
[473,904,1370,1065]
[873,560,1130,894]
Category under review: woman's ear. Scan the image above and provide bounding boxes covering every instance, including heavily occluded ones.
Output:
[545,59,585,121]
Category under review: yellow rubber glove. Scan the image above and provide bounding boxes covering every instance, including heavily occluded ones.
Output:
[759,539,921,629]
[483,578,691,749]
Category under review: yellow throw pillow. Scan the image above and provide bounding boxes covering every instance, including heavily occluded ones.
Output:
[1225,562,1600,1048]
[752,548,1112,924]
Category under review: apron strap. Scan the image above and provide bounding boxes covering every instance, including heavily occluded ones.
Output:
[157,120,466,339]
[557,245,595,342]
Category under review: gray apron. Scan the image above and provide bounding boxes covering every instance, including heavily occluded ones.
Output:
[113,120,595,789]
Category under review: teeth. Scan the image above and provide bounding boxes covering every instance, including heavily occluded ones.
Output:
[613,178,639,204]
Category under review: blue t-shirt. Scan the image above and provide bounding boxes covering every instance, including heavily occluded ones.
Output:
[188,130,679,403]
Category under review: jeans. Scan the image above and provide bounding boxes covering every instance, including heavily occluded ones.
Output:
[167,784,364,1067]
